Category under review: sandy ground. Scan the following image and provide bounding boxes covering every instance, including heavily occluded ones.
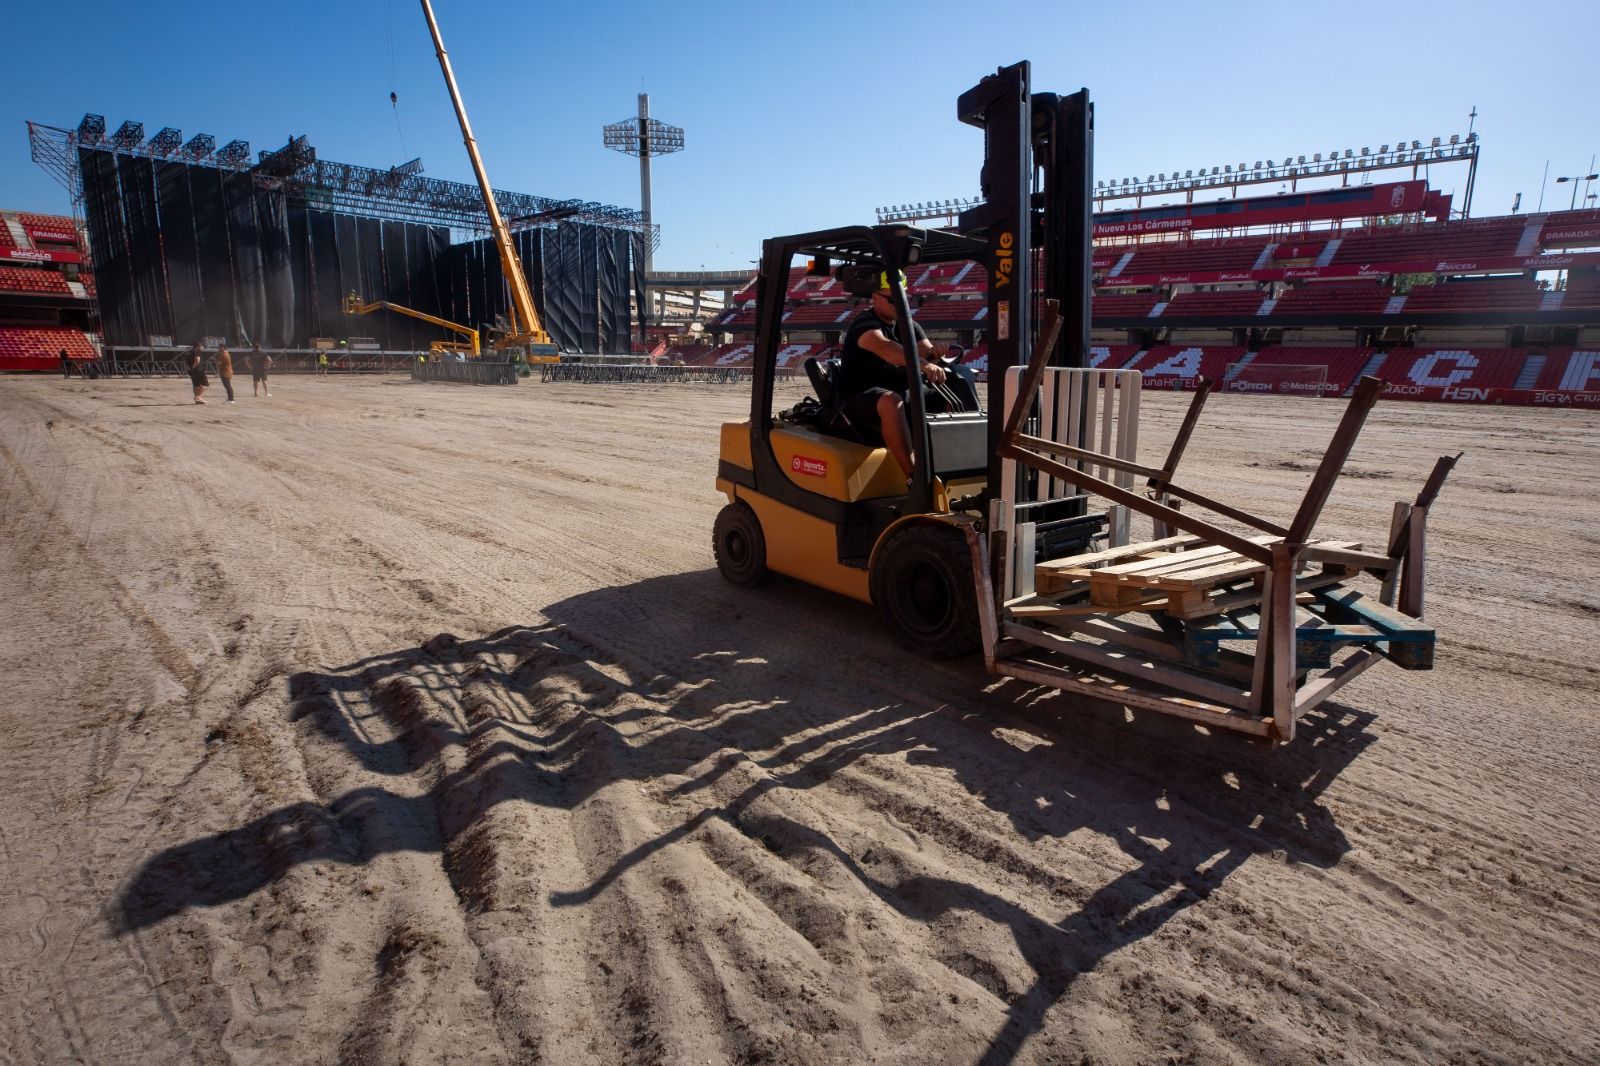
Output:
[0,371,1597,1066]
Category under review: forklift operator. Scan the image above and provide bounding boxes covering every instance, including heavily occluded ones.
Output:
[836,271,950,481]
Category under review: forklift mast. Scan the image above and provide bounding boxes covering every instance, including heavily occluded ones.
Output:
[957,61,1094,498]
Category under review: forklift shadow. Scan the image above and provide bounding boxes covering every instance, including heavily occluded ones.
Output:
[116,567,1370,1064]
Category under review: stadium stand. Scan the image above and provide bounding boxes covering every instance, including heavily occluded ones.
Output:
[1271,281,1394,315]
[1371,347,1528,400]
[19,212,76,239]
[1087,344,1141,369]
[1531,349,1600,393]
[1560,272,1600,308]
[914,298,985,325]
[1401,278,1544,313]
[1091,292,1161,317]
[1112,236,1271,277]
[1246,346,1373,394]
[1123,345,1244,389]
[0,326,97,371]
[1327,217,1524,265]
[1161,289,1270,318]
[1538,208,1600,247]
[783,303,857,327]
[0,267,73,296]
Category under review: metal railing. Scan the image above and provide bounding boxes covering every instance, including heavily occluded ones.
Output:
[539,363,798,384]
[411,359,521,385]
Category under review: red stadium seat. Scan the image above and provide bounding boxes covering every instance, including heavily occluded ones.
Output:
[1272,281,1394,315]
[0,266,73,296]
[0,326,97,370]
[1123,345,1243,389]
[1532,349,1600,392]
[1371,347,1529,400]
[1162,289,1270,317]
[1401,279,1543,313]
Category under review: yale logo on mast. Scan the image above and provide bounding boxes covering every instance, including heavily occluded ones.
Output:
[994,231,1015,288]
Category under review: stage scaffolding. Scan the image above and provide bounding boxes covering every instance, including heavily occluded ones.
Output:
[29,116,654,243]
[28,114,652,355]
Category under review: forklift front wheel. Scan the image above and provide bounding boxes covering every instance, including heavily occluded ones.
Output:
[713,501,770,587]
[870,523,980,658]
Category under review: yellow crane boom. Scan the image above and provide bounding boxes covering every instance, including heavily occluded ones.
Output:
[420,0,559,358]
[343,292,480,356]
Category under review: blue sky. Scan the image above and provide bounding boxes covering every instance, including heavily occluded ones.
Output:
[3,0,1597,270]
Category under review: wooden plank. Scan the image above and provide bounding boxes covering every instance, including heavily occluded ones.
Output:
[1036,528,1203,573]
[1267,544,1299,743]
[1300,544,1392,571]
[1094,542,1244,579]
[1135,555,1267,589]
[1002,622,1253,709]
[1161,568,1350,620]
[1380,501,1410,607]
[1294,648,1382,717]
[1314,584,1435,669]
[968,521,1000,674]
[1400,504,1427,619]
[1099,538,1358,590]
[991,656,1273,737]
[1007,596,1168,618]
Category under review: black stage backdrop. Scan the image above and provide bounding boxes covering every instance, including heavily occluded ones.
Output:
[79,149,635,353]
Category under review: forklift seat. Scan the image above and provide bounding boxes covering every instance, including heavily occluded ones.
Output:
[803,356,838,409]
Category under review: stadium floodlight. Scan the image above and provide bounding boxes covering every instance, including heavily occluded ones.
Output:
[1449,134,1459,144]
[1430,137,1441,147]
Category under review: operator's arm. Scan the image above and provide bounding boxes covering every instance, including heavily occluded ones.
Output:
[859,329,948,383]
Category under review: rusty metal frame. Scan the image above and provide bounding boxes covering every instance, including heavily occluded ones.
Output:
[980,325,1459,742]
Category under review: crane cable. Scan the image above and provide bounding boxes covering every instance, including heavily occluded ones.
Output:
[385,0,407,156]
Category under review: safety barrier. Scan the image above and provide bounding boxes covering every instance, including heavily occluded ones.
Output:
[539,363,757,384]
[411,359,521,385]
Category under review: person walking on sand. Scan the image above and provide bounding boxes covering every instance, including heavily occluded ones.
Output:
[216,344,236,403]
[249,346,272,398]
[317,350,329,377]
[186,344,209,404]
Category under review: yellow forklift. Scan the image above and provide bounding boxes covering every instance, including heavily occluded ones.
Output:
[713,63,1100,657]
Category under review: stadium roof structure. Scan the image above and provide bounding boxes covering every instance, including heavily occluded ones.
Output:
[880,126,1482,228]
[28,115,651,239]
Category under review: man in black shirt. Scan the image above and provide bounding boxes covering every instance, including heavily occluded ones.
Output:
[836,272,950,480]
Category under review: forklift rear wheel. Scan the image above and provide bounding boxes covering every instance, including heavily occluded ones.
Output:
[713,501,770,587]
[870,524,980,658]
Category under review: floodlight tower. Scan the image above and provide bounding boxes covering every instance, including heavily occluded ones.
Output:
[603,94,684,343]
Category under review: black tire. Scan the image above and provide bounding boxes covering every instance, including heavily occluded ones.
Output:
[870,523,980,658]
[713,501,770,587]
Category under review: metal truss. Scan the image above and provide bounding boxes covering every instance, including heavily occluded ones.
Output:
[28,115,649,237]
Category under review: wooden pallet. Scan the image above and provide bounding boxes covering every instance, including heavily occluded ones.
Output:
[1030,536,1363,620]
